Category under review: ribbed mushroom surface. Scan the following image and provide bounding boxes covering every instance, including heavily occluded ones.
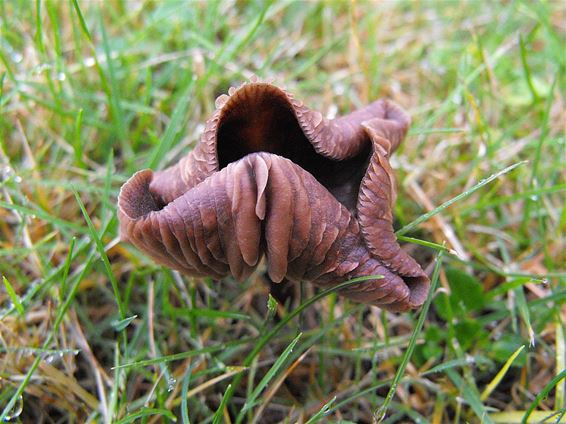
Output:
[118,80,429,311]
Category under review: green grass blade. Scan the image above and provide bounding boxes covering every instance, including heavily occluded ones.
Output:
[146,77,195,169]
[446,367,494,424]
[481,345,525,401]
[34,0,45,55]
[305,396,337,424]
[113,338,255,370]
[519,34,539,103]
[172,307,251,322]
[98,11,129,155]
[328,356,491,415]
[73,108,85,168]
[374,251,443,421]
[460,184,566,216]
[70,0,93,42]
[0,200,87,234]
[212,384,232,424]
[514,286,535,346]
[397,235,456,254]
[423,356,493,376]
[180,362,194,424]
[111,315,138,332]
[396,161,526,236]
[221,275,384,409]
[114,407,176,424]
[522,369,566,424]
[73,189,125,320]
[58,236,76,301]
[2,276,23,316]
[0,241,93,421]
[239,332,302,419]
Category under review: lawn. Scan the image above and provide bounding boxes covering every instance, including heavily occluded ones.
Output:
[0,0,564,422]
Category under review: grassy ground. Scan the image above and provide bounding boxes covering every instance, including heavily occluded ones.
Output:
[1,0,565,422]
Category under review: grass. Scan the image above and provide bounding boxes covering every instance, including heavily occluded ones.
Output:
[0,0,564,422]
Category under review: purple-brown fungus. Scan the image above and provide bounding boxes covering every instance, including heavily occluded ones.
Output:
[117,79,429,311]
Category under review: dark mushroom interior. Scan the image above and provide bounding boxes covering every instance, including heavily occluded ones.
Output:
[216,84,371,211]
[119,170,164,219]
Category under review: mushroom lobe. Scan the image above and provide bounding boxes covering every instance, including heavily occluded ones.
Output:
[117,80,430,311]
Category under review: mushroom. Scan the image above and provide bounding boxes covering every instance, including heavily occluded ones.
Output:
[117,79,429,311]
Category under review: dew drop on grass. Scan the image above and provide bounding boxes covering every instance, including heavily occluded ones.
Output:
[1,393,23,422]
[57,72,66,81]
[34,63,51,74]
[11,52,23,63]
[1,166,14,181]
[452,92,462,104]
[42,353,54,364]
[167,377,176,392]
[84,57,96,67]
[541,278,549,287]
[41,351,64,364]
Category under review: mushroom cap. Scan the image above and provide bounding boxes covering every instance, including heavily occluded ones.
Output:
[118,80,429,311]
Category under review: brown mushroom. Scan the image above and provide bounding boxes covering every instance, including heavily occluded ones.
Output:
[117,79,429,311]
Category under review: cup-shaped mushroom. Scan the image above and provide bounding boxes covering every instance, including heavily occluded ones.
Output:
[118,80,429,311]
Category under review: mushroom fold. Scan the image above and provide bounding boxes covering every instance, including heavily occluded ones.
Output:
[118,80,429,311]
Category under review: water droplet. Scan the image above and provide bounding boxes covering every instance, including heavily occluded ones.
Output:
[11,52,23,63]
[14,175,22,183]
[40,351,64,364]
[43,353,54,364]
[1,393,23,422]
[84,57,96,67]
[35,63,51,74]
[167,377,176,392]
[57,72,66,81]
[529,195,539,201]
[1,166,14,181]
[541,278,549,287]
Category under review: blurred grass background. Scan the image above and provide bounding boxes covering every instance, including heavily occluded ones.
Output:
[0,0,565,422]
